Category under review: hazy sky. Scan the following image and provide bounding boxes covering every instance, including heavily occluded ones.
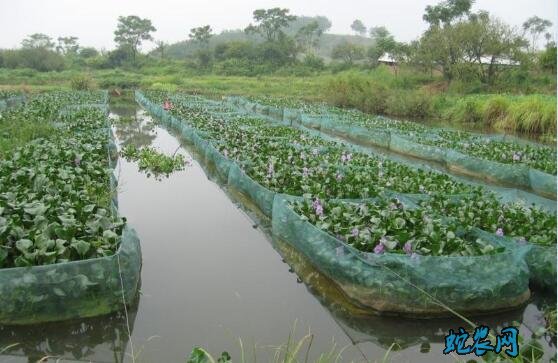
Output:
[0,0,556,51]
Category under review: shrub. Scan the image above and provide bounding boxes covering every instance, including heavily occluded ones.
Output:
[444,97,483,123]
[482,96,509,126]
[70,74,97,90]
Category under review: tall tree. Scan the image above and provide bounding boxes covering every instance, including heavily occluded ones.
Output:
[459,13,526,84]
[351,20,367,36]
[189,25,214,46]
[423,0,473,27]
[114,15,156,62]
[367,27,398,66]
[522,16,553,53]
[21,33,55,50]
[56,36,79,55]
[331,41,365,64]
[245,8,297,42]
[295,21,324,52]
[285,16,332,36]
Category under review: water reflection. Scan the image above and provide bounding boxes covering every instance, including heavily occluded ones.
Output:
[0,293,139,363]
[153,97,556,362]
[273,235,557,361]
[110,104,157,148]
[3,97,552,363]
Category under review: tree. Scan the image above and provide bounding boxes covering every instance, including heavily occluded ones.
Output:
[154,40,167,59]
[79,47,99,59]
[286,16,332,36]
[189,25,213,46]
[21,33,55,50]
[423,0,473,27]
[114,15,156,62]
[415,8,526,85]
[539,45,557,72]
[331,41,365,64]
[522,16,553,53]
[350,20,367,36]
[295,21,323,52]
[367,27,401,67]
[56,36,79,55]
[245,8,297,42]
[369,27,397,53]
[106,47,133,68]
[458,13,525,84]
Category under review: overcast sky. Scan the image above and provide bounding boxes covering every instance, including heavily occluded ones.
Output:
[0,0,556,51]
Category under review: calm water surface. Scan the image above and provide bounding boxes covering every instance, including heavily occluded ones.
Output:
[0,100,554,363]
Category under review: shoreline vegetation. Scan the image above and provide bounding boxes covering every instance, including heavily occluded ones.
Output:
[0,67,556,142]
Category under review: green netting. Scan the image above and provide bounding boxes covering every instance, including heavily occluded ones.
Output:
[229,96,557,200]
[274,235,525,348]
[272,195,531,316]
[525,244,557,290]
[0,100,142,325]
[390,134,446,164]
[0,226,141,325]
[228,163,276,217]
[137,91,554,314]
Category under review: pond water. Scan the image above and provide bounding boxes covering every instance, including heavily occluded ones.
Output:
[0,99,554,363]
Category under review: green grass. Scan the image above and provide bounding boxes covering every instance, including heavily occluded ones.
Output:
[0,65,555,136]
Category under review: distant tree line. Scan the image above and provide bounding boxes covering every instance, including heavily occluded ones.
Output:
[0,0,555,83]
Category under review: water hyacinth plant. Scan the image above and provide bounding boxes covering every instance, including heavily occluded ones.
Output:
[121,144,189,179]
[291,197,502,256]
[142,91,557,251]
[0,94,125,268]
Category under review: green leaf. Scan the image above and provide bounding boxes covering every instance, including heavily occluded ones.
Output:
[186,347,211,363]
[71,240,90,257]
[24,202,48,216]
[16,239,33,252]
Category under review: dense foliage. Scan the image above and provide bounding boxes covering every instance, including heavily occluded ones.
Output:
[144,91,557,253]
[291,197,502,256]
[121,144,188,179]
[242,94,557,173]
[0,92,125,268]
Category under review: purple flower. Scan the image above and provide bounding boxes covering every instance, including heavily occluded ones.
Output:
[351,228,359,237]
[512,152,522,161]
[495,228,504,237]
[374,243,385,254]
[267,161,274,179]
[312,198,324,217]
[312,148,319,156]
[302,167,309,178]
[341,154,347,163]
[346,153,352,161]
[403,241,412,255]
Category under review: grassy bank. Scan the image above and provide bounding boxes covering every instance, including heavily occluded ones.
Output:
[325,72,557,137]
[0,66,555,137]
